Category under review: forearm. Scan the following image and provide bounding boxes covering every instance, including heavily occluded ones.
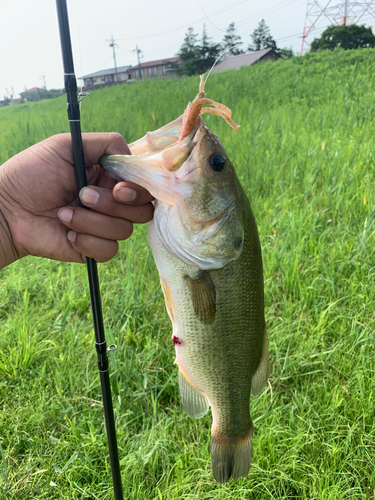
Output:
[0,208,18,270]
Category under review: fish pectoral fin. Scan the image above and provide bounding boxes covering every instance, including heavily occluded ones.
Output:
[251,327,270,397]
[178,369,209,418]
[184,271,216,325]
[160,278,175,323]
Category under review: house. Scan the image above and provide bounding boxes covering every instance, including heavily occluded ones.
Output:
[19,87,45,101]
[211,48,279,73]
[81,57,180,90]
[128,56,180,81]
[19,87,64,101]
[81,65,132,89]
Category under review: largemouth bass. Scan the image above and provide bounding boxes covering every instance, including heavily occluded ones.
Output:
[100,77,269,483]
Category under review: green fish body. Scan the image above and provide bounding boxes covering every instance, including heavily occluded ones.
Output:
[100,113,269,483]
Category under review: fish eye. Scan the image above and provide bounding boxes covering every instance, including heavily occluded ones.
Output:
[209,154,226,172]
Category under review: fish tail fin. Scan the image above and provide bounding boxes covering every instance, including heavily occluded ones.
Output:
[210,426,253,483]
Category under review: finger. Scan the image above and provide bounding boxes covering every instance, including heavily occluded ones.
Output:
[78,186,154,223]
[67,231,119,263]
[48,132,130,169]
[86,165,117,190]
[82,132,131,166]
[113,181,154,205]
[58,206,134,240]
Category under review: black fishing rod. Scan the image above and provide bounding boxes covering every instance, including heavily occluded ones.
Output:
[55,1,124,498]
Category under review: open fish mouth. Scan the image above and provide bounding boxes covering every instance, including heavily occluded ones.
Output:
[99,117,199,206]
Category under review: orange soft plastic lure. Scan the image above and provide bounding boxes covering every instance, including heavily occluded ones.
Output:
[178,75,240,142]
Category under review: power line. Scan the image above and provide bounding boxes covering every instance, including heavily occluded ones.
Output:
[206,0,300,42]
[79,0,375,80]
[107,0,303,67]
[235,0,300,29]
[115,0,300,42]
[276,9,375,45]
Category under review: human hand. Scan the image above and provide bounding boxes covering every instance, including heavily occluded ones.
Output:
[0,133,154,268]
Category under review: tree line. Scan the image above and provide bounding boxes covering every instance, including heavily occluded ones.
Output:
[175,20,293,76]
[175,19,375,77]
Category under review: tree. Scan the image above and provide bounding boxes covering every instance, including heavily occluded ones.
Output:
[177,25,222,76]
[249,19,279,54]
[279,47,294,59]
[222,22,244,56]
[176,27,201,76]
[198,24,222,71]
[311,24,375,51]
[0,96,11,107]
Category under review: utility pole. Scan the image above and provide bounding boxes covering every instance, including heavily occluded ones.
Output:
[133,45,143,82]
[107,35,119,83]
[40,74,47,90]
[301,0,375,54]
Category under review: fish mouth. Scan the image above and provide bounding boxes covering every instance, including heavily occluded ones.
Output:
[98,121,200,205]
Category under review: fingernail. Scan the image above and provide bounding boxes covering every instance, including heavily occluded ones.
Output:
[116,187,137,202]
[80,187,100,205]
[58,208,73,224]
[67,231,77,243]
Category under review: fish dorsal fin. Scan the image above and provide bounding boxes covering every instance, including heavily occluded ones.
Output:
[178,369,209,418]
[184,271,216,324]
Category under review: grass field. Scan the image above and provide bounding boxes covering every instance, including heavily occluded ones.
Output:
[0,48,375,499]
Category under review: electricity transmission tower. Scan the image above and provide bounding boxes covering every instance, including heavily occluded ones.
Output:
[301,1,375,54]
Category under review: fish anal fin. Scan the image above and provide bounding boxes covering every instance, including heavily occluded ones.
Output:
[184,271,216,325]
[178,369,209,418]
[210,426,253,484]
[251,327,270,396]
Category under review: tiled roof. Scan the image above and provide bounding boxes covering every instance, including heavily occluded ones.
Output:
[21,87,44,93]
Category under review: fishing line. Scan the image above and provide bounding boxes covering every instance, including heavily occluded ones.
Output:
[204,43,245,84]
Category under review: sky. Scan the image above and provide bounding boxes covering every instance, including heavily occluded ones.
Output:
[1,0,375,99]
